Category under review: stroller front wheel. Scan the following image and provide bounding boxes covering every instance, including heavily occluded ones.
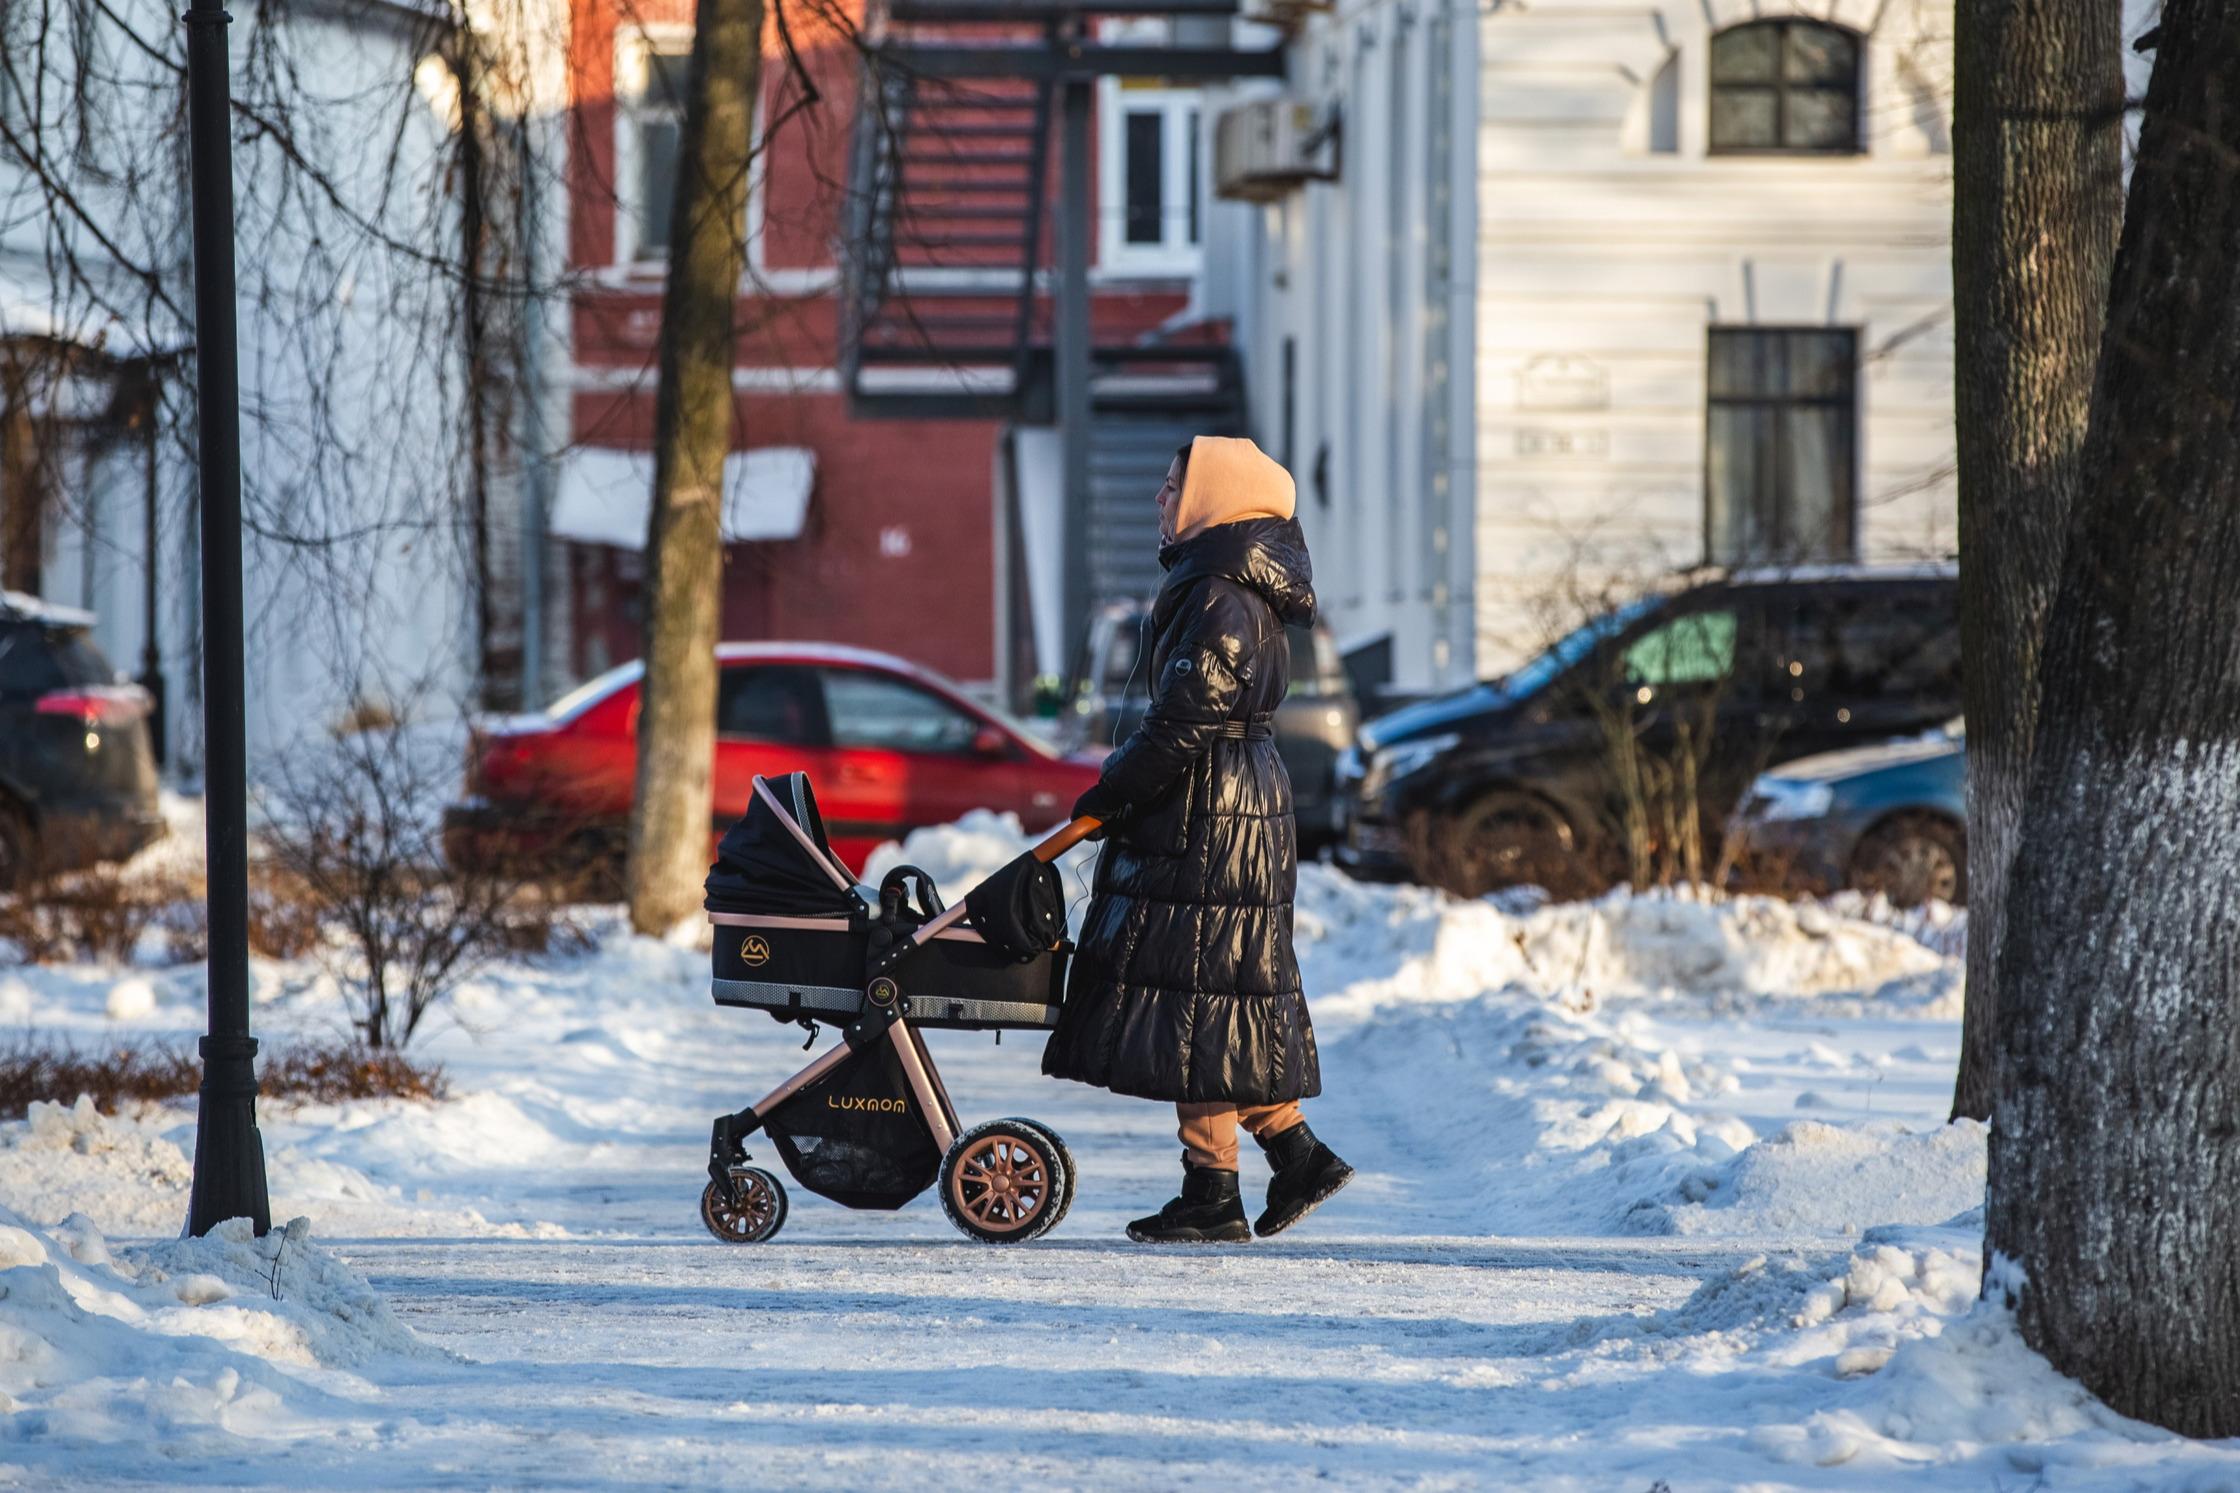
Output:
[940,1120,1068,1244]
[701,1167,789,1243]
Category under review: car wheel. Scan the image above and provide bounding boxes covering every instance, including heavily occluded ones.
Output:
[1849,813,1966,909]
[1421,790,1591,901]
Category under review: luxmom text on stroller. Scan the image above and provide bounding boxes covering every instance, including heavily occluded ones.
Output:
[699,773,1100,1244]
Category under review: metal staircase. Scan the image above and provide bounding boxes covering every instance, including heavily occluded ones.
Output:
[840,0,1282,676]
[839,0,1280,420]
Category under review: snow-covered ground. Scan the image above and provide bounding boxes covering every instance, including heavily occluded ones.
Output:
[2,811,2234,1488]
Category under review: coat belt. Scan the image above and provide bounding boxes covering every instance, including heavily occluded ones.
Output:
[1216,716,1276,741]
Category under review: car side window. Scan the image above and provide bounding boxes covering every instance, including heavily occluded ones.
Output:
[822,669,982,754]
[1622,609,1739,688]
[1785,589,1962,702]
[1103,617,1146,700]
[1284,625,1338,698]
[717,665,825,744]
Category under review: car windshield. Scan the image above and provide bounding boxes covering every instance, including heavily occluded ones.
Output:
[1499,597,1659,699]
[544,661,641,722]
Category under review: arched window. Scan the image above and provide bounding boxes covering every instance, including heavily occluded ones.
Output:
[1709,20,1861,154]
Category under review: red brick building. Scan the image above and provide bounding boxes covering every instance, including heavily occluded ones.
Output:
[560,0,1225,695]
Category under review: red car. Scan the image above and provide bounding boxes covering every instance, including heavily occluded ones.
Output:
[444,643,1101,878]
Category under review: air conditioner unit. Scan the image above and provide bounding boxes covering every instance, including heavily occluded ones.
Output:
[1213,98,1338,204]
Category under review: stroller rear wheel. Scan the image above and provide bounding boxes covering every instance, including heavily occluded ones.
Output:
[701,1167,788,1243]
[940,1120,1067,1244]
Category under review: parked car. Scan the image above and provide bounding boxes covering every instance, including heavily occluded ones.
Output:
[0,592,162,888]
[444,642,1103,879]
[1336,563,1961,896]
[1728,722,1966,908]
[1058,601,1359,849]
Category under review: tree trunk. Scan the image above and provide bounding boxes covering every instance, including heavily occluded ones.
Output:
[1947,0,2125,1121]
[625,0,763,936]
[1985,7,2240,1436]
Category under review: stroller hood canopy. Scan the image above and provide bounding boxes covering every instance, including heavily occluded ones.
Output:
[705,773,864,917]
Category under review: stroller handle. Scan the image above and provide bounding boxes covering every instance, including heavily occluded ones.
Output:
[1033,815,1103,862]
[902,816,1103,946]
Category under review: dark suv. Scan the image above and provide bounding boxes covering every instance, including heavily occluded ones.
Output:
[1336,565,1960,895]
[0,593,162,886]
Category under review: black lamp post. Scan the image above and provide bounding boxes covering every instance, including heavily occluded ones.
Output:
[181,0,269,1238]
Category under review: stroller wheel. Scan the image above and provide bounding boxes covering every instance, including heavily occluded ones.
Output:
[999,1118,1077,1234]
[940,1120,1067,1244]
[701,1167,788,1243]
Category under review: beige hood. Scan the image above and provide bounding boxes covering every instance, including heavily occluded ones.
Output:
[1170,436,1296,544]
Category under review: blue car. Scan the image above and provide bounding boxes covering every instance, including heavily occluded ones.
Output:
[1729,722,1966,907]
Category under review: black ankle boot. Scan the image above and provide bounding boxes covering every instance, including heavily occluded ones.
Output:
[1254,1122,1354,1238]
[1125,1162,1251,1244]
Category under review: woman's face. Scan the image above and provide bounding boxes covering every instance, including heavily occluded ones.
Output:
[1154,456,1185,543]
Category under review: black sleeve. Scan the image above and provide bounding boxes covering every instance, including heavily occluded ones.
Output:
[1094,581,1254,812]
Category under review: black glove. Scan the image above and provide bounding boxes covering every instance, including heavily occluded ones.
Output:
[1071,781,1128,841]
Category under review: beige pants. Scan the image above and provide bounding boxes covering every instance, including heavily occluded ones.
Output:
[1176,1101,1305,1171]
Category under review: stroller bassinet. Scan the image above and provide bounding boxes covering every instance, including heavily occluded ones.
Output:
[705,774,1068,1033]
[698,773,1088,1245]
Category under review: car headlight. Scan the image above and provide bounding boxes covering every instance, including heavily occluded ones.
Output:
[1367,733,1460,795]
[1744,777,1836,822]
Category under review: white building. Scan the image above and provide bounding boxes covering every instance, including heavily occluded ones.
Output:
[0,0,569,771]
[1206,0,1960,693]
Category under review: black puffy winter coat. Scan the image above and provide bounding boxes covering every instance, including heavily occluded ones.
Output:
[1041,515,1321,1105]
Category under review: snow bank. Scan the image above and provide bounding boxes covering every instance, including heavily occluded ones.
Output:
[1632,1118,1989,1238]
[868,815,1971,1241]
[0,1097,566,1240]
[0,1201,429,1456]
[868,814,1951,1023]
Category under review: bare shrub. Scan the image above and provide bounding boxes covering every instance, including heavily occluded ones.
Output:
[0,1034,444,1119]
[259,722,583,1050]
[0,866,191,965]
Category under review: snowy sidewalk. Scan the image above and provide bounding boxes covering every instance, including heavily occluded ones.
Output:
[4,823,2235,1487]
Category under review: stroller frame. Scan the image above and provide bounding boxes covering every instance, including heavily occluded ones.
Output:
[702,775,1097,1245]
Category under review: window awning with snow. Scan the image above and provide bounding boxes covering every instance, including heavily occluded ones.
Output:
[549,446,816,550]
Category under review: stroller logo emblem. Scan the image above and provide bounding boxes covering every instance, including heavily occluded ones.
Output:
[739,935,772,967]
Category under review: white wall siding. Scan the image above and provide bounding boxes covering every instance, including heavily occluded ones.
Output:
[1472,0,1957,673]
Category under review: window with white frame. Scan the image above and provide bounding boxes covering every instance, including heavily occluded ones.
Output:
[1100,80,1203,273]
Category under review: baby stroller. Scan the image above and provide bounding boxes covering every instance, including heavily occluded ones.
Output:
[699,773,1097,1245]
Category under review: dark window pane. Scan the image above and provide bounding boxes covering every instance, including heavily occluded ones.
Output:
[1785,88,1856,150]
[1186,109,1201,245]
[1711,27,1779,83]
[1710,89,1779,151]
[1777,407,1853,557]
[1785,332,1854,398]
[0,624,60,695]
[1708,330,1776,398]
[717,665,822,744]
[1124,110,1164,245]
[646,51,691,108]
[638,116,679,257]
[1708,406,1773,562]
[824,670,980,754]
[1711,21,1859,154]
[1784,26,1857,84]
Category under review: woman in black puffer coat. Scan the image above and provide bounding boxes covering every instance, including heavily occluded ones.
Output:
[1043,435,1353,1244]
